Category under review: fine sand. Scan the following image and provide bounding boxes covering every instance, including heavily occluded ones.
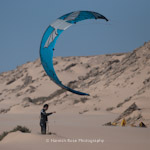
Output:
[0,112,150,150]
[0,42,150,149]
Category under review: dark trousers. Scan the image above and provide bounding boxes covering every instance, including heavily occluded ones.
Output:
[40,122,46,134]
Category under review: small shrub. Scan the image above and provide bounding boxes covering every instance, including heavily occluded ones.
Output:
[0,131,8,141]
[0,125,31,141]
[11,125,31,133]
[106,107,114,111]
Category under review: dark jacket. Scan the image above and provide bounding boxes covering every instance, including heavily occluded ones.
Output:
[40,109,53,125]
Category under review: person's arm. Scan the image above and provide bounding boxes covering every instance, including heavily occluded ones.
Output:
[46,111,56,116]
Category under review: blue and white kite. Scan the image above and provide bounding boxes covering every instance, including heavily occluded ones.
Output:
[40,11,108,96]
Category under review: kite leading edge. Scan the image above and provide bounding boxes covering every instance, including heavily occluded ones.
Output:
[40,11,108,96]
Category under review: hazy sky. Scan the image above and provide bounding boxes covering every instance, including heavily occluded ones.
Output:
[0,0,150,73]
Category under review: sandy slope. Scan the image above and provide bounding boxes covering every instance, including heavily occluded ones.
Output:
[0,42,150,149]
[0,113,150,150]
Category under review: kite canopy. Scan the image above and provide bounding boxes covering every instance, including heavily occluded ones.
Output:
[40,11,108,96]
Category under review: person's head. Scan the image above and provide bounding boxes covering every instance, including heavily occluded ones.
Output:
[43,104,49,111]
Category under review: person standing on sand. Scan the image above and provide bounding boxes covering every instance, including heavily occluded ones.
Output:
[40,104,56,134]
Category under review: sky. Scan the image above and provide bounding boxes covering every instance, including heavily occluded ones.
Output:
[0,0,150,73]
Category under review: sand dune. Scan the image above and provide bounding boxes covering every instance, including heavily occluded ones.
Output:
[0,42,150,149]
[0,113,150,150]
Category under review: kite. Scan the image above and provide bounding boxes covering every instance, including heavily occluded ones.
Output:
[40,11,108,96]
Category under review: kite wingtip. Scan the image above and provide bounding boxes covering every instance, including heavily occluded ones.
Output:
[86,93,90,96]
[105,18,109,22]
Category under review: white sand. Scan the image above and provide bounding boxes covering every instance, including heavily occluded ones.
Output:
[0,113,149,150]
[0,42,150,149]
